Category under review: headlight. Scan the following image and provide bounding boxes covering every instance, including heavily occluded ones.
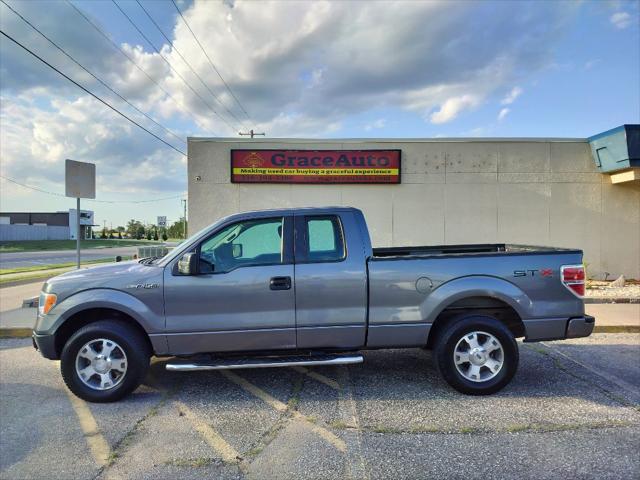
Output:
[38,292,57,315]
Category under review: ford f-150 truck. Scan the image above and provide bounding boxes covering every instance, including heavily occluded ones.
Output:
[32,207,594,402]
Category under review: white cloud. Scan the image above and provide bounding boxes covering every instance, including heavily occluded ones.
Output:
[501,87,523,105]
[0,0,580,212]
[610,12,632,29]
[429,94,481,124]
[364,118,386,131]
[497,107,510,121]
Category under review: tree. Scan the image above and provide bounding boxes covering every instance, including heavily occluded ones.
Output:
[126,219,143,238]
[118,231,122,239]
[101,227,107,238]
[167,219,186,239]
[146,230,152,241]
[162,232,168,241]
[153,230,159,241]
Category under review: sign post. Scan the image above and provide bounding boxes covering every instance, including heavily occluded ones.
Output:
[65,159,96,269]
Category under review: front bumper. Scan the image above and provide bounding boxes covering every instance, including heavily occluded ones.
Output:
[32,331,58,360]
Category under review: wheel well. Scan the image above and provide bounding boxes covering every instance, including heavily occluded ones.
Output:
[54,308,152,358]
[426,296,525,349]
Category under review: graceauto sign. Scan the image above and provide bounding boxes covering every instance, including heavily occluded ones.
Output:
[230,149,401,184]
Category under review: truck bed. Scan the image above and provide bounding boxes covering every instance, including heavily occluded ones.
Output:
[372,244,580,259]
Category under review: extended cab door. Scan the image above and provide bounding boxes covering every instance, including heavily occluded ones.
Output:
[294,211,368,349]
[163,216,296,355]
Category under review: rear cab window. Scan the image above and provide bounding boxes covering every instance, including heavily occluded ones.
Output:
[303,215,346,263]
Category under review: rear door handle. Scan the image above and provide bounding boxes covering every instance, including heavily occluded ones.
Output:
[270,276,291,290]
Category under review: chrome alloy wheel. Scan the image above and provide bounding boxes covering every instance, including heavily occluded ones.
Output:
[75,338,128,391]
[453,331,504,383]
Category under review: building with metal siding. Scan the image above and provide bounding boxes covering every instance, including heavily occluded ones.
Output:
[0,209,95,241]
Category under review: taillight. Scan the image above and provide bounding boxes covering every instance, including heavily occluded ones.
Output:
[561,265,585,297]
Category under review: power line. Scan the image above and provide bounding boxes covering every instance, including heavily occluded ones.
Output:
[0,0,185,147]
[0,29,187,156]
[111,0,238,132]
[135,0,247,130]
[0,175,185,204]
[65,0,216,137]
[171,0,253,125]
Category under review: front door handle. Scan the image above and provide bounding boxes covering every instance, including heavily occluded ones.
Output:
[270,276,291,290]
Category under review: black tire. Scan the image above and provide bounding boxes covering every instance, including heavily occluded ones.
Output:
[61,320,150,403]
[434,315,518,395]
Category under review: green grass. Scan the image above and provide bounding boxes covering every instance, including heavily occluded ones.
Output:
[0,257,133,275]
[0,239,160,253]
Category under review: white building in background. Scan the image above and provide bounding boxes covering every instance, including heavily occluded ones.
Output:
[0,209,95,241]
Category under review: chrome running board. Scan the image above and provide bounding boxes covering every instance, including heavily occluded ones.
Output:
[166,353,363,371]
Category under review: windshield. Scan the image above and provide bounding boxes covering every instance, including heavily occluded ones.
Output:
[156,216,235,267]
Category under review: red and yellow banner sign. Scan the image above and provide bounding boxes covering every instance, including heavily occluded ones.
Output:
[230,149,401,184]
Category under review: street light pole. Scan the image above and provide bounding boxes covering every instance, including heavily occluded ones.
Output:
[182,198,187,239]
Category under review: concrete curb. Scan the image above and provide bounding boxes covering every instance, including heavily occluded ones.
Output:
[593,325,640,334]
[0,328,33,338]
[585,298,640,304]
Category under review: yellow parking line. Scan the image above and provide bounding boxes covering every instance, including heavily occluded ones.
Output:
[174,401,241,464]
[291,366,341,391]
[64,389,111,467]
[221,370,346,452]
[220,370,288,412]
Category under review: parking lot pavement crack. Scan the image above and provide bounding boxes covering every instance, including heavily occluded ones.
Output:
[351,420,640,436]
[337,365,369,480]
[220,370,347,454]
[524,343,640,410]
[92,389,172,480]
[174,400,246,474]
[540,341,640,400]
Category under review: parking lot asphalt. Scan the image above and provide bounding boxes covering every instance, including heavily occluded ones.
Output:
[1,334,639,480]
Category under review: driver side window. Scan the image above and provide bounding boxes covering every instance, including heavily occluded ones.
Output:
[199,217,284,274]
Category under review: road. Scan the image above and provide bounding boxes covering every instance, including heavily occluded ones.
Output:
[0,247,141,269]
[1,334,638,479]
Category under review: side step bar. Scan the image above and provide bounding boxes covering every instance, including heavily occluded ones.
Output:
[166,353,363,371]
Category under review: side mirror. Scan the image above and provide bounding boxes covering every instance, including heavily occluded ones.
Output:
[232,243,243,258]
[178,252,198,275]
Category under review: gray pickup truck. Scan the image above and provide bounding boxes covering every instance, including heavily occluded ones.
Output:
[33,207,594,402]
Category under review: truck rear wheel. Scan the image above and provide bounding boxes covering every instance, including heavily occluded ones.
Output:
[60,320,150,403]
[434,315,518,395]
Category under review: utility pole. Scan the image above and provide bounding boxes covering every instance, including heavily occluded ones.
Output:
[76,198,80,268]
[182,199,187,239]
[239,129,265,139]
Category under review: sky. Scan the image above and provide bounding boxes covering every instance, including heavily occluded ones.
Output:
[0,0,638,227]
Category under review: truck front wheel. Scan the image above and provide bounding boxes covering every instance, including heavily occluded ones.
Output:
[60,320,150,403]
[434,315,518,395]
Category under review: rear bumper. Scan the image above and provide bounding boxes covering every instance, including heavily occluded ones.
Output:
[524,315,595,342]
[566,315,595,339]
[32,331,58,360]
